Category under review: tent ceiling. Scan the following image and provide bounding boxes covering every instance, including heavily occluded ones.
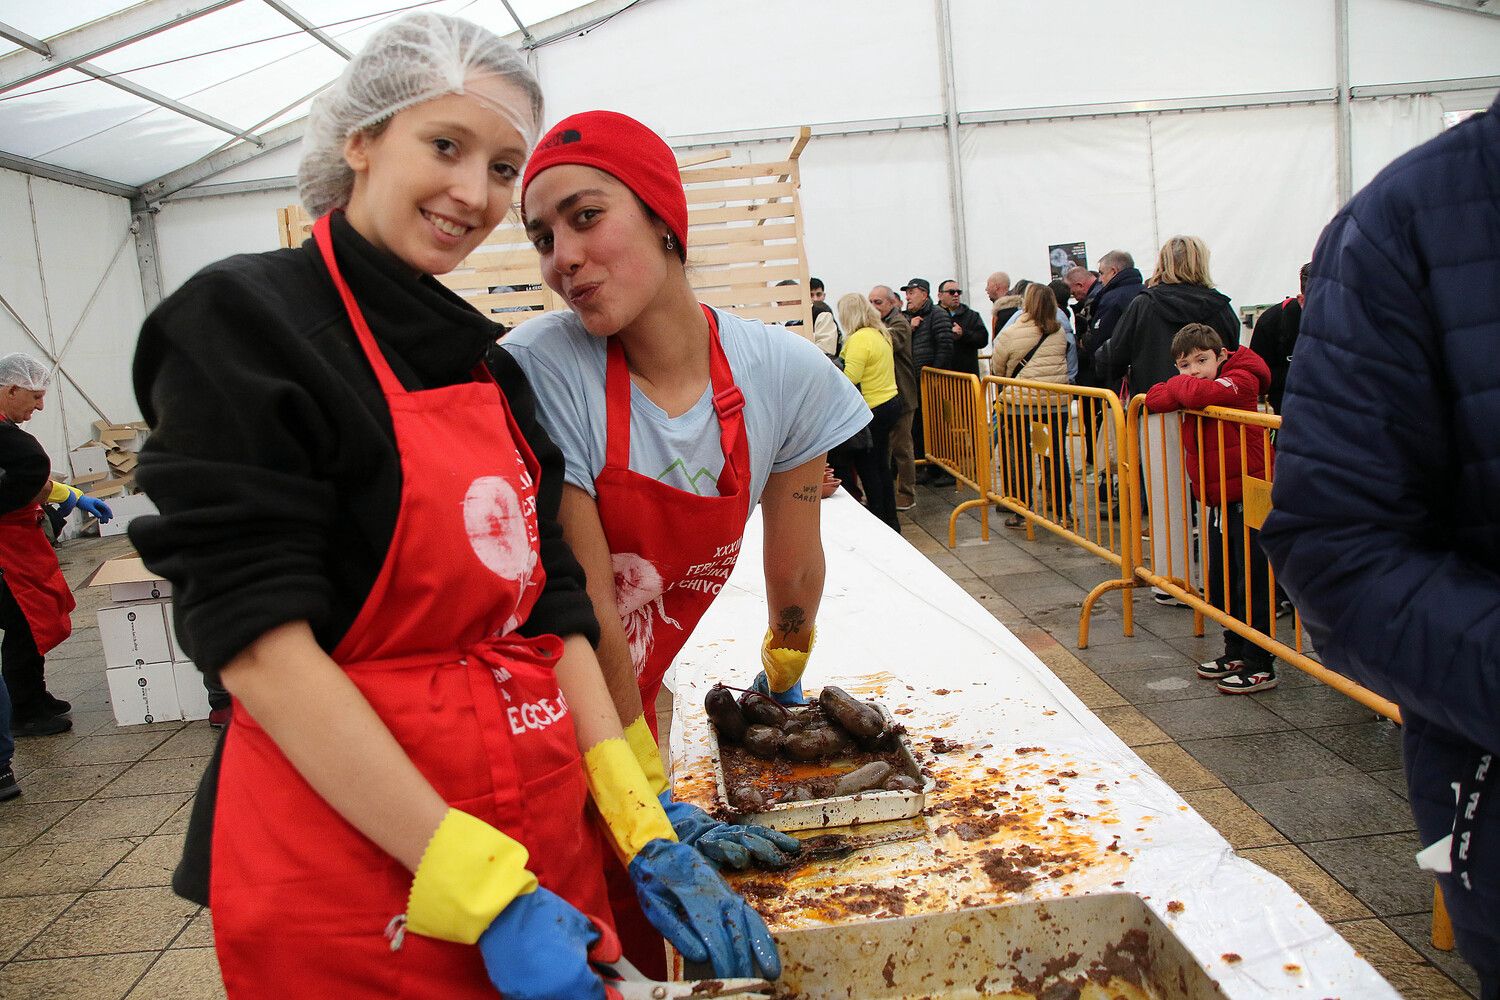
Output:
[0,0,600,192]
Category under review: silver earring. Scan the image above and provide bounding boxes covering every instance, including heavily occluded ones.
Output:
[663,233,678,253]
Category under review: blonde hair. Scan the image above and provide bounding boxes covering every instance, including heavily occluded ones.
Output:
[1148,235,1214,288]
[1022,284,1061,337]
[836,292,890,344]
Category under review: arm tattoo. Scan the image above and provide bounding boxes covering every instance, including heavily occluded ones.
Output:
[775,605,807,642]
[792,484,819,503]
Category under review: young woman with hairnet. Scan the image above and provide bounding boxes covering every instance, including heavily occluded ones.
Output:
[130,15,776,998]
[502,112,871,976]
[0,353,113,798]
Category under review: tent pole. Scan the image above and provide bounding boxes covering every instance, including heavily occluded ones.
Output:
[934,0,969,289]
[132,206,165,313]
[1335,0,1354,204]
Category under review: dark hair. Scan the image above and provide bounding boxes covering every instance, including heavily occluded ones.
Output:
[1012,278,1032,294]
[775,278,798,287]
[1171,323,1225,359]
[1048,278,1070,307]
[809,277,825,292]
[1299,262,1312,295]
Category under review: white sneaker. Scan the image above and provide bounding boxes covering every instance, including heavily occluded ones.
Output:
[1151,588,1189,608]
[896,501,916,511]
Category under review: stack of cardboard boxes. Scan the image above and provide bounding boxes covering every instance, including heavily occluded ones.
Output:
[66,420,158,537]
[88,556,210,726]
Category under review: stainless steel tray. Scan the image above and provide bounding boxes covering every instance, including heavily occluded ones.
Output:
[695,893,1230,999]
[710,698,933,833]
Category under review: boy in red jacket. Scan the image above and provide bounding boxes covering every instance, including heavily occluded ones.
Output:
[1145,324,1277,693]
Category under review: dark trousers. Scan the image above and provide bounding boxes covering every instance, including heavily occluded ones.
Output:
[1004,403,1073,517]
[0,575,49,720]
[852,396,903,531]
[1207,502,1272,669]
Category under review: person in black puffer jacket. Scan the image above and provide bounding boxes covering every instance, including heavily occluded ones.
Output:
[1094,236,1239,602]
[1262,93,1500,999]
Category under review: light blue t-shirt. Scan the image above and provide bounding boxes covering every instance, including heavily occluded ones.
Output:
[501,309,871,506]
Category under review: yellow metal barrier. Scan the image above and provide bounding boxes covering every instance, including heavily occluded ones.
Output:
[919,367,993,546]
[982,377,1135,645]
[1124,395,1402,723]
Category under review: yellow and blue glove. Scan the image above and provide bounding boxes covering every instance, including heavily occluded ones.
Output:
[46,482,112,522]
[751,627,814,706]
[407,809,621,1000]
[624,716,800,870]
[586,732,781,979]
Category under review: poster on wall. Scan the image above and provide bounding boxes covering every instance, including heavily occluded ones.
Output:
[1049,242,1087,278]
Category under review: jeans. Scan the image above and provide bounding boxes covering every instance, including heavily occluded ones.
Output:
[0,672,12,770]
[853,396,904,530]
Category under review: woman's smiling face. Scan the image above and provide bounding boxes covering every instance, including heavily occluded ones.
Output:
[342,76,530,275]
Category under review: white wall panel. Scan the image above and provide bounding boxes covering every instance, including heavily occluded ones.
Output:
[534,0,941,137]
[951,0,1334,113]
[958,116,1157,305]
[0,170,144,463]
[1350,0,1500,86]
[1150,105,1336,311]
[156,190,295,295]
[1350,94,1444,194]
[785,129,954,307]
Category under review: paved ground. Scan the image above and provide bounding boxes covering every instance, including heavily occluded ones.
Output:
[0,483,1483,999]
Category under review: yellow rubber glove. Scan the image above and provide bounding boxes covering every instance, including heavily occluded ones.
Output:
[761,626,815,695]
[623,714,669,798]
[46,481,81,504]
[406,808,538,944]
[583,737,677,864]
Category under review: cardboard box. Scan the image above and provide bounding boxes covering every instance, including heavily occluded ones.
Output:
[99,493,158,537]
[172,659,210,722]
[87,555,172,604]
[84,479,127,500]
[106,661,181,726]
[106,452,138,474]
[163,601,177,660]
[98,601,172,668]
[69,444,108,483]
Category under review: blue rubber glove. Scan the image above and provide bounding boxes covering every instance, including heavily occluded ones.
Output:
[751,670,806,707]
[78,497,112,523]
[54,491,80,517]
[477,887,620,1000]
[627,838,781,980]
[659,791,801,870]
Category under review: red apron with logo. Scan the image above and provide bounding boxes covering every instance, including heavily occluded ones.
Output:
[210,214,612,999]
[594,305,752,975]
[0,504,75,655]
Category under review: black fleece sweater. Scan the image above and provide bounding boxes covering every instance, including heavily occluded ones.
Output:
[131,212,599,904]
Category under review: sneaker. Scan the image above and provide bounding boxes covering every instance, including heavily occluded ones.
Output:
[1276,599,1294,618]
[0,767,19,801]
[40,692,71,716]
[896,501,916,511]
[12,712,72,738]
[1216,665,1279,694]
[208,707,232,730]
[1151,588,1189,608]
[1197,656,1244,679]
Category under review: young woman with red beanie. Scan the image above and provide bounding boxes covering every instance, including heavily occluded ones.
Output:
[129,18,775,997]
[503,110,871,975]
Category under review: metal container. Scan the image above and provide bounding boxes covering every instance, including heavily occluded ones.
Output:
[694,893,1229,999]
[711,702,932,833]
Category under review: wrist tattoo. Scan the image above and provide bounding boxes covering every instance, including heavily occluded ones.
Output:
[792,484,819,503]
[775,605,807,642]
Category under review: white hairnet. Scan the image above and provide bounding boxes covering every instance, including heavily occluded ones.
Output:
[299,12,543,218]
[0,353,51,391]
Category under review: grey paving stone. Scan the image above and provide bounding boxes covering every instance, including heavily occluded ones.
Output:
[1070,637,1194,675]
[1235,774,1417,843]
[1181,729,1361,787]
[1307,719,1407,773]
[1264,683,1392,728]
[1099,664,1214,705]
[1137,693,1296,742]
[1387,913,1483,998]
[1370,768,1411,801]
[1302,831,1432,917]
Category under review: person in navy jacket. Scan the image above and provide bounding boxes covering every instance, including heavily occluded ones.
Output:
[1261,92,1500,998]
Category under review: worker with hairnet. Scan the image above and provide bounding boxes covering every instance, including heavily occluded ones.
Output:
[0,353,112,801]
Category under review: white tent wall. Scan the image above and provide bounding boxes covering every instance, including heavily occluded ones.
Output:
[155,190,297,294]
[1350,0,1500,85]
[0,168,144,468]
[1350,94,1445,193]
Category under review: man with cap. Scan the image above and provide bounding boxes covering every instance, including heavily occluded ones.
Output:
[0,354,113,764]
[902,278,955,486]
[937,279,989,378]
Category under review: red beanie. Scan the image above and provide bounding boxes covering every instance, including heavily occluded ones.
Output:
[522,110,688,255]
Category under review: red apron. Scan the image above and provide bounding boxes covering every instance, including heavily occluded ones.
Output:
[595,305,753,976]
[0,504,75,655]
[210,214,612,999]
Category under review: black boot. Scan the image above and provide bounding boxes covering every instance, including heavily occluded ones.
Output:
[0,767,19,801]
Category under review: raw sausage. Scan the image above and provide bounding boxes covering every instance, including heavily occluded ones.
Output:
[743,724,785,760]
[832,762,894,796]
[783,725,853,762]
[705,684,748,744]
[818,686,884,739]
[739,690,791,729]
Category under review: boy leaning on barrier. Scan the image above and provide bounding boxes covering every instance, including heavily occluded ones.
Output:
[1144,324,1277,694]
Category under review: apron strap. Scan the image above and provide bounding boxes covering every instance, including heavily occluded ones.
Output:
[313,213,406,398]
[603,304,746,497]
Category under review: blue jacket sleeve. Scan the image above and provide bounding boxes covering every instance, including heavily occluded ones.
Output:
[1260,209,1500,756]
